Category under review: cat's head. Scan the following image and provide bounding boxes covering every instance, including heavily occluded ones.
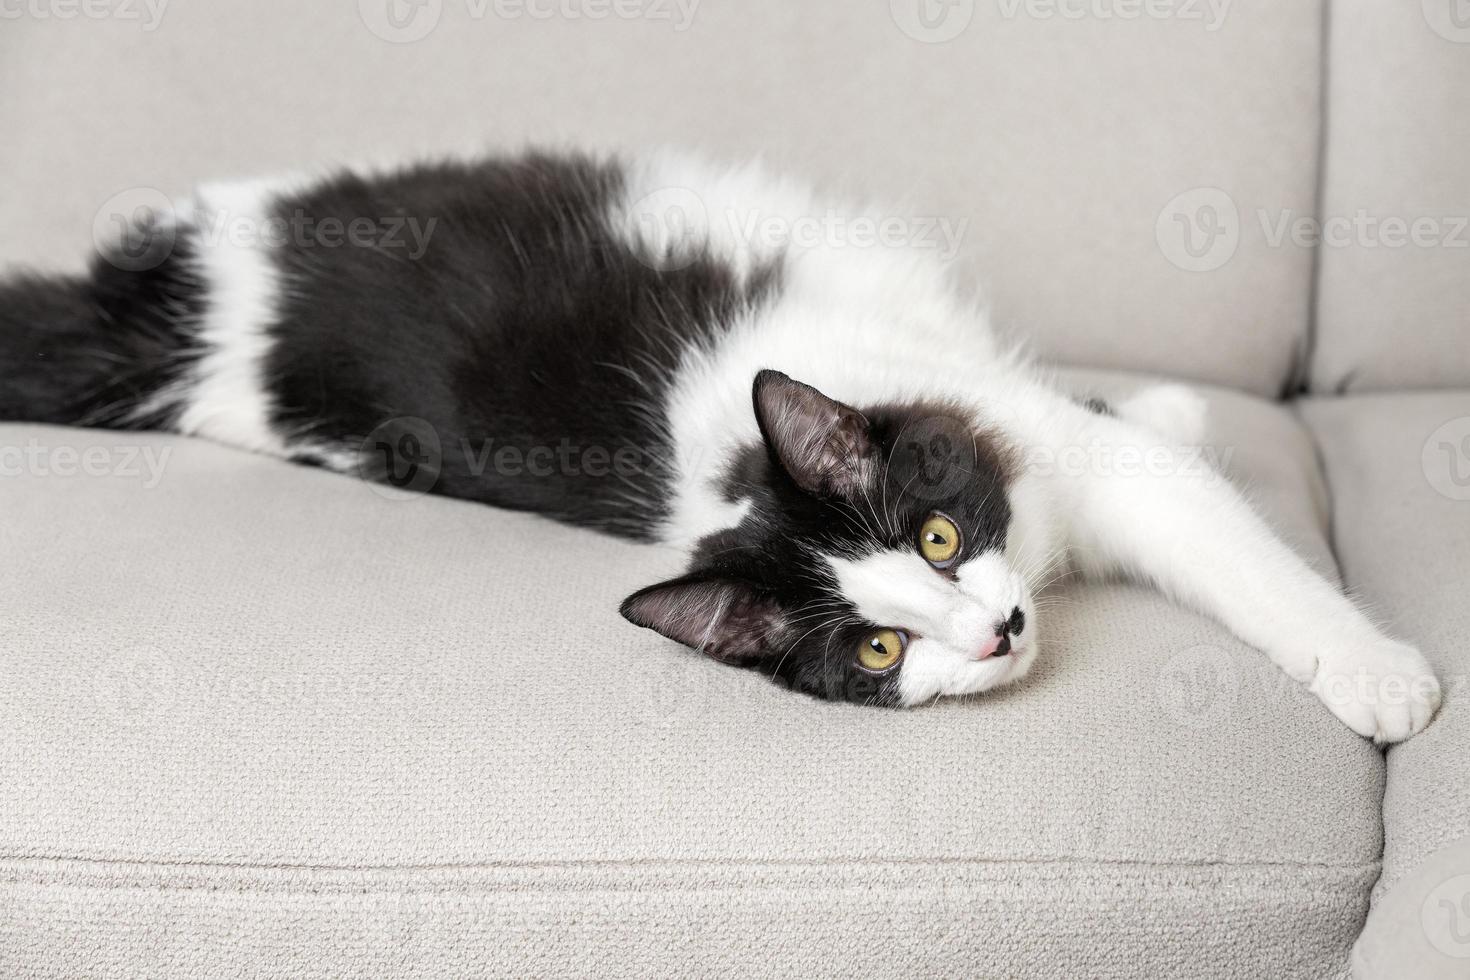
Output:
[621,369,1038,707]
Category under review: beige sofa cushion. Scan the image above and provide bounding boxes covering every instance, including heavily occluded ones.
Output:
[1302,392,1470,913]
[0,375,1382,977]
[1352,836,1470,980]
[0,0,1322,396]
[1312,0,1470,392]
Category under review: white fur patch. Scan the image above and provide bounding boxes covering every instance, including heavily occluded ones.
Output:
[830,550,958,639]
[171,178,294,456]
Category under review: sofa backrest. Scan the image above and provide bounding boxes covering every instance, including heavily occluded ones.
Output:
[1312,0,1470,393]
[0,0,1328,397]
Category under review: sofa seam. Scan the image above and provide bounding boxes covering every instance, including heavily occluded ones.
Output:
[1293,0,1334,397]
[0,857,1383,900]
[0,852,1384,876]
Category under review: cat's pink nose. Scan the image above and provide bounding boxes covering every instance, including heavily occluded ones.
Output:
[971,633,1009,661]
[972,608,1025,660]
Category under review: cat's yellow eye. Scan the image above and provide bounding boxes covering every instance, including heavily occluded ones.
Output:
[858,628,907,673]
[919,513,962,568]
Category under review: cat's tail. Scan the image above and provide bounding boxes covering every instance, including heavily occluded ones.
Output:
[0,240,200,430]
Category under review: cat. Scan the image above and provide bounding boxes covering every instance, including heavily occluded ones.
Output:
[0,149,1441,741]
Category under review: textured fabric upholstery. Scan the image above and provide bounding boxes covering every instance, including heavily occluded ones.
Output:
[1302,394,1470,926]
[1352,835,1470,980]
[0,375,1383,977]
[7,2,1469,974]
[1312,0,1470,392]
[0,0,1322,395]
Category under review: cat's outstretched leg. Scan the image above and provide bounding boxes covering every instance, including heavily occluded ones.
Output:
[1054,393,1441,743]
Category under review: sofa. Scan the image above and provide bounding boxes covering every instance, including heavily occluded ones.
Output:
[1,1,1466,976]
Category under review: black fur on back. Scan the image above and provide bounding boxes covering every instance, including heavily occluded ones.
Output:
[265,152,780,538]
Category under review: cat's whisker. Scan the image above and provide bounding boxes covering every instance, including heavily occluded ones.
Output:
[773,614,848,679]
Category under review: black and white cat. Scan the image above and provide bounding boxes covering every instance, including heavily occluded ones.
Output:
[0,149,1441,741]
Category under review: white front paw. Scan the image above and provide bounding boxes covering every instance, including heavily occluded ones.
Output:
[1310,642,1442,744]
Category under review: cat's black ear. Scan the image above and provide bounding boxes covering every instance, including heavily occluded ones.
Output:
[752,369,877,499]
[620,574,785,667]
